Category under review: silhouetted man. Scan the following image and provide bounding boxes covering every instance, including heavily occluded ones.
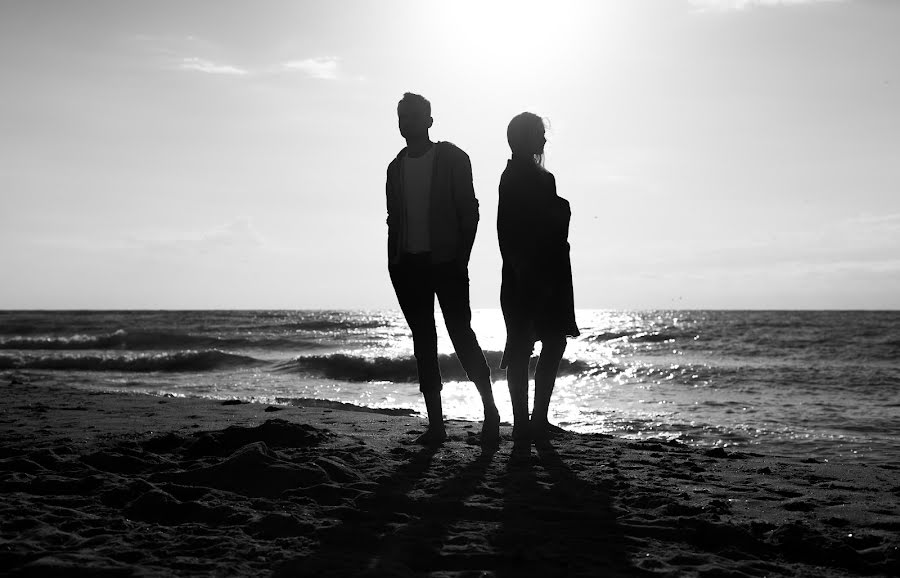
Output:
[386,92,499,445]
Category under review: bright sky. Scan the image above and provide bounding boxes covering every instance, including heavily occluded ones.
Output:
[1,0,898,310]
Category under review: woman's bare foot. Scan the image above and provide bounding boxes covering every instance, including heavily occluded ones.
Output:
[512,423,531,441]
[510,423,531,456]
[530,418,551,446]
[414,426,447,446]
[546,422,567,435]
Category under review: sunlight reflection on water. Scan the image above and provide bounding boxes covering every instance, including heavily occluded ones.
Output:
[67,308,900,464]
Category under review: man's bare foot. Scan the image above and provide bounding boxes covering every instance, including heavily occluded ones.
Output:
[413,426,447,446]
[480,408,501,446]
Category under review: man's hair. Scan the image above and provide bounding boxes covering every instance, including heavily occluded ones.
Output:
[400,92,431,116]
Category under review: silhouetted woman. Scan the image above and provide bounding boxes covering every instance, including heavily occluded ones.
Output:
[498,112,579,443]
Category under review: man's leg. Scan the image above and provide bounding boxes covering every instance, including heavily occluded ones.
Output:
[389,257,446,443]
[434,262,499,443]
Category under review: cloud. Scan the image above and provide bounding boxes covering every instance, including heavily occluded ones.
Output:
[28,219,269,255]
[800,258,900,276]
[847,212,900,227]
[194,218,266,248]
[282,56,340,80]
[179,57,248,76]
[135,35,342,80]
[134,34,239,70]
[688,0,845,11]
[137,218,267,251]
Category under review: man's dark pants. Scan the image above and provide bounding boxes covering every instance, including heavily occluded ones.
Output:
[389,252,491,393]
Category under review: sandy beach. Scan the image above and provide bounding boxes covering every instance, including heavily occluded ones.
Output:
[1,371,897,577]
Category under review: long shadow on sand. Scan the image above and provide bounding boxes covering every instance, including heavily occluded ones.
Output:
[274,443,441,577]
[364,444,500,574]
[495,440,642,577]
[278,441,502,576]
[276,435,642,577]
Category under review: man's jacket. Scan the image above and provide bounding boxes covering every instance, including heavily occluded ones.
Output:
[385,141,479,265]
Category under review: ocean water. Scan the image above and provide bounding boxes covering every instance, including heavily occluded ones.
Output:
[1,310,898,465]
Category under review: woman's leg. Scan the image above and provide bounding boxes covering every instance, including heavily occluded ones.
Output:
[505,353,531,441]
[531,335,567,438]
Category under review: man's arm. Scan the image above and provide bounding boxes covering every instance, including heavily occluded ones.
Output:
[385,166,394,225]
[385,162,400,261]
[452,150,479,266]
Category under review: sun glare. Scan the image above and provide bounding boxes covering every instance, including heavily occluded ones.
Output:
[423,0,592,85]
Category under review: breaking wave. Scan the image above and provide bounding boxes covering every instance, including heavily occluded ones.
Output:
[275,350,596,383]
[0,330,318,352]
[0,350,266,372]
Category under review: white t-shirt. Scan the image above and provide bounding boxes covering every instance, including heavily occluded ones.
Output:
[402,145,435,253]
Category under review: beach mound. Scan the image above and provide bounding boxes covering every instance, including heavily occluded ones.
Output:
[1,374,898,576]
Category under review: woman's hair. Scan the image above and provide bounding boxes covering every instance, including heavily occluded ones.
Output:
[507,112,547,168]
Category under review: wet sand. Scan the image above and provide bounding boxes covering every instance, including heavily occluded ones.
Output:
[1,371,898,577]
